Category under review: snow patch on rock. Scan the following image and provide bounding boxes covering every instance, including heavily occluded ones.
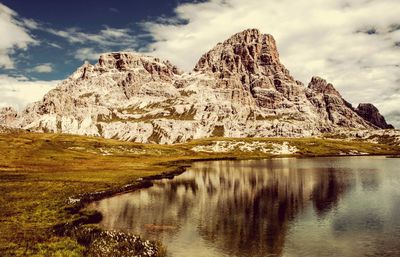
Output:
[191,141,298,155]
[270,142,298,155]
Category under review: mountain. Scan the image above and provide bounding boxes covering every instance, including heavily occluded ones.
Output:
[0,29,394,144]
[355,103,393,129]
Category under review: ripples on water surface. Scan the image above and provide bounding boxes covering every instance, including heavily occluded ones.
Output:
[91,157,400,257]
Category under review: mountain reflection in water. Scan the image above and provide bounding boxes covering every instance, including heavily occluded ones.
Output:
[90,157,400,257]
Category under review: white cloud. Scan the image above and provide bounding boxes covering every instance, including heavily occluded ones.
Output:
[143,0,400,127]
[74,48,104,61]
[46,26,137,47]
[47,42,62,49]
[0,3,37,69]
[31,63,53,73]
[0,75,59,110]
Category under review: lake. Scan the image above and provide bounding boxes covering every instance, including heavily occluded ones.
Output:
[90,157,400,257]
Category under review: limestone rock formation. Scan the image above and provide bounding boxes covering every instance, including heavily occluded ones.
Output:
[0,29,394,143]
[306,76,371,130]
[355,103,394,129]
[0,107,17,125]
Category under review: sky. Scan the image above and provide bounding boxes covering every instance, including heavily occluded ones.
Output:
[0,0,399,126]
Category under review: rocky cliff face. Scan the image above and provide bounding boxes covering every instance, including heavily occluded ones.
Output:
[0,29,393,143]
[0,107,17,125]
[355,103,394,129]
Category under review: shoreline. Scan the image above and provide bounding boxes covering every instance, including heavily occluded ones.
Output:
[68,153,396,215]
[62,154,399,256]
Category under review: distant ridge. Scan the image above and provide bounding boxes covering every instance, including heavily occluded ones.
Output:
[0,29,394,143]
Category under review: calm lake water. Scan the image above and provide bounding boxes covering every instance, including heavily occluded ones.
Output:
[91,157,400,257]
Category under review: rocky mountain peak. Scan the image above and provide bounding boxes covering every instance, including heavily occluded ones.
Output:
[355,103,394,129]
[97,52,181,76]
[308,76,341,96]
[0,29,395,144]
[69,52,182,84]
[194,28,293,82]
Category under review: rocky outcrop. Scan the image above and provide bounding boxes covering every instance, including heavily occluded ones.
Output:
[195,29,293,82]
[355,103,394,129]
[0,29,393,143]
[307,76,340,96]
[306,76,372,130]
[0,107,17,125]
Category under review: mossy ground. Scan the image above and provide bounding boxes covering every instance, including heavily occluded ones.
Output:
[0,132,398,256]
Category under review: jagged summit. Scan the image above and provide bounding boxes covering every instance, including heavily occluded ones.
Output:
[194,28,293,82]
[0,29,394,143]
[355,103,394,129]
[308,76,341,96]
[97,52,181,75]
[72,52,181,81]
